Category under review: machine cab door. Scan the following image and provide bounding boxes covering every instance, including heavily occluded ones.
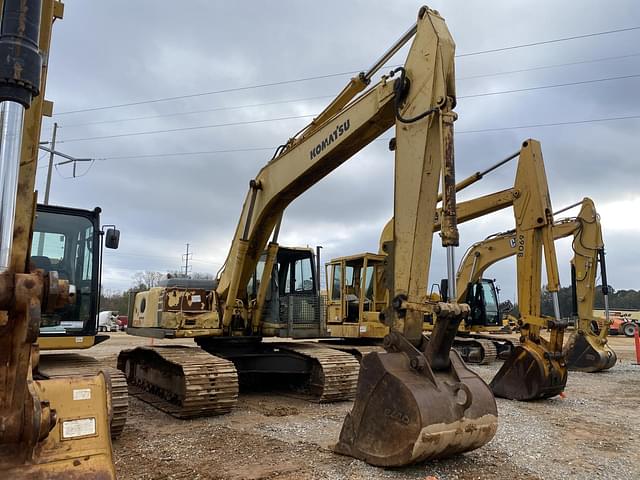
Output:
[32,205,102,345]
[465,278,501,328]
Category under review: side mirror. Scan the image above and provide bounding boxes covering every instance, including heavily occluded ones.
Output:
[105,228,120,249]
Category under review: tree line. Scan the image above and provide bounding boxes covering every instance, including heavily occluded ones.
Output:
[540,285,640,317]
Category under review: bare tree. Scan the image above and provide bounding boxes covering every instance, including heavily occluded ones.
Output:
[132,271,164,290]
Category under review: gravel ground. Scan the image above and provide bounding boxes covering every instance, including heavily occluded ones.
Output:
[88,333,639,479]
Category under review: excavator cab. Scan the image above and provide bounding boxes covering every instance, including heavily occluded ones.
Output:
[465,279,501,328]
[253,246,323,338]
[33,204,117,349]
[324,253,388,338]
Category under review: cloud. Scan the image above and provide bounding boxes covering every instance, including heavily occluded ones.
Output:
[36,0,640,302]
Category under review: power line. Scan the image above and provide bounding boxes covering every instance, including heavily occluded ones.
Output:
[54,25,640,116]
[55,72,356,116]
[458,52,640,81]
[58,52,640,129]
[456,113,640,135]
[73,113,640,165]
[57,114,315,144]
[456,26,640,57]
[458,72,640,100]
[60,95,335,129]
[55,72,640,144]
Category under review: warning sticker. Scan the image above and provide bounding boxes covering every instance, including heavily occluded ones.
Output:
[62,418,96,439]
[73,388,91,401]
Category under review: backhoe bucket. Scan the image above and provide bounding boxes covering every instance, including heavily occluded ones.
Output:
[564,331,617,372]
[334,320,497,467]
[490,341,567,400]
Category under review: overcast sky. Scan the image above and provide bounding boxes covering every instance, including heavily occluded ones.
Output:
[37,0,640,303]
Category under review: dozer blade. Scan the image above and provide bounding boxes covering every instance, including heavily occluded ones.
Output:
[334,316,497,467]
[490,341,567,400]
[564,331,617,373]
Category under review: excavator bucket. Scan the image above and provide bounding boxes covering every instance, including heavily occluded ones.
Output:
[564,331,617,372]
[334,317,497,467]
[490,341,567,400]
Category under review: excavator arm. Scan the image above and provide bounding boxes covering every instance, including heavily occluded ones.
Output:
[215,8,457,335]
[0,1,115,478]
[377,140,568,399]
[455,197,616,372]
[122,7,497,467]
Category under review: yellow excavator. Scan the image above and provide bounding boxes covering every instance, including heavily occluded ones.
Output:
[457,196,616,373]
[560,199,616,371]
[326,139,569,401]
[325,139,554,365]
[120,7,498,466]
[33,204,128,438]
[0,0,115,478]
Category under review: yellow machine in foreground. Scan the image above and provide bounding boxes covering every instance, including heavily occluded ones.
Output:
[121,7,498,466]
[33,204,128,438]
[0,1,115,478]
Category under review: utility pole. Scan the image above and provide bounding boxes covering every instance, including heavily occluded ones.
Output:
[182,243,192,278]
[39,123,94,203]
[43,122,57,205]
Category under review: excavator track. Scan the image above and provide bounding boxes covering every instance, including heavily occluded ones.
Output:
[453,337,498,364]
[117,346,238,419]
[275,343,360,402]
[37,353,129,438]
[317,341,385,362]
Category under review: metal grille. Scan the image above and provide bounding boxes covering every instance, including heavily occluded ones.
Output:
[280,294,326,325]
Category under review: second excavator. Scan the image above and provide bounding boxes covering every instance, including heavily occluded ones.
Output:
[455,197,616,373]
[120,6,498,467]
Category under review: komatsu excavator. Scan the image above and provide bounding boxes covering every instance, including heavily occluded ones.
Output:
[455,197,616,373]
[120,7,498,466]
[0,1,116,478]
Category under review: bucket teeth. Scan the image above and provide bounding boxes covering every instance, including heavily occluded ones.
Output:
[334,347,497,467]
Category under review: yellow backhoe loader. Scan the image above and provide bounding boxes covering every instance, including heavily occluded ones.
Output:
[0,1,115,478]
[120,7,498,466]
